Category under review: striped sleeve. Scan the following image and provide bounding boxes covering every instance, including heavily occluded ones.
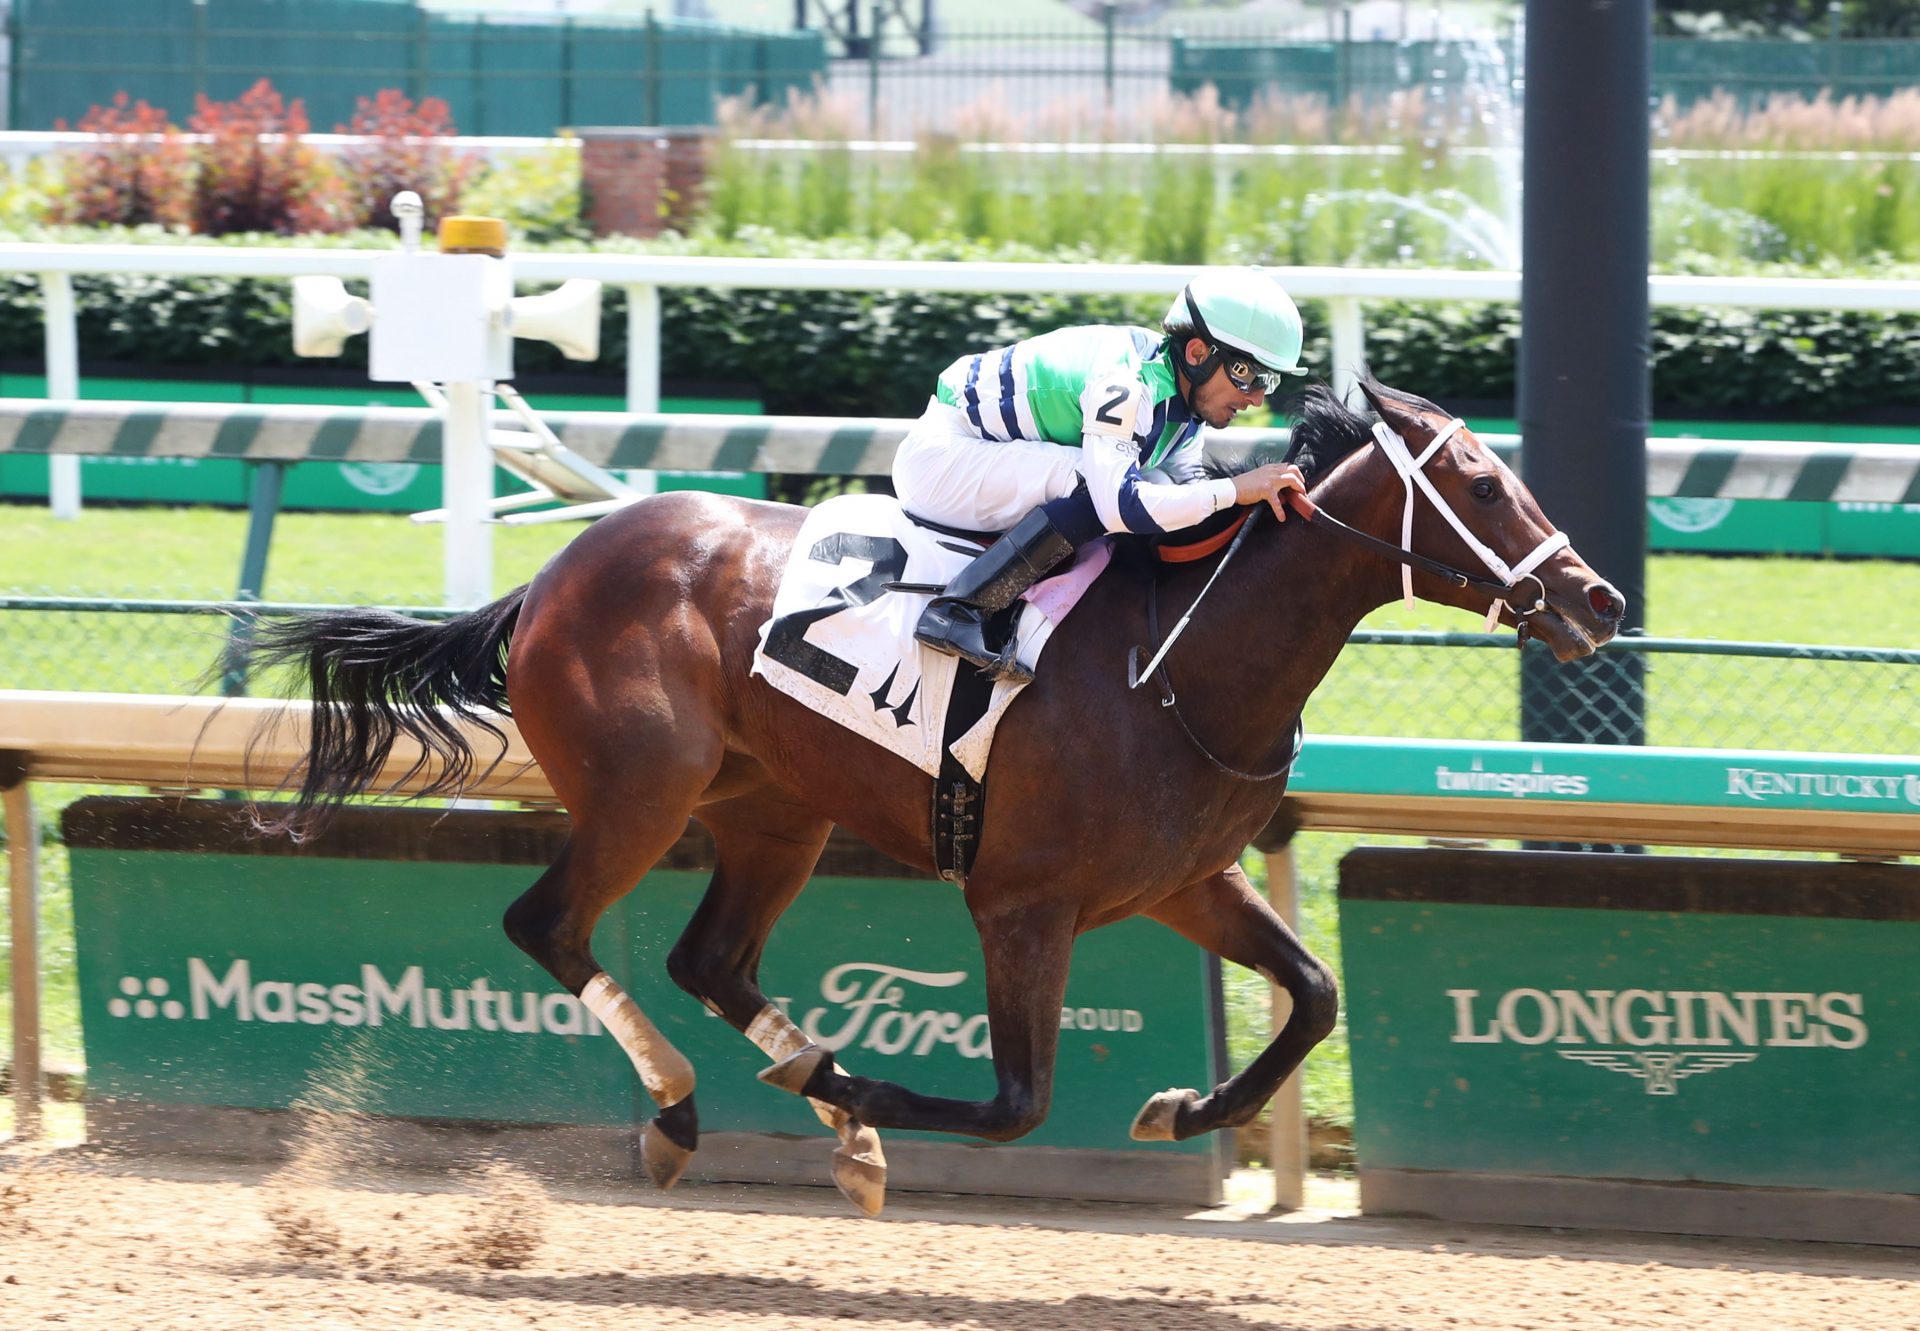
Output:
[1078,435,1239,536]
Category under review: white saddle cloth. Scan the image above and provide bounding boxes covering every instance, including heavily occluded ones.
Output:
[750,494,1108,781]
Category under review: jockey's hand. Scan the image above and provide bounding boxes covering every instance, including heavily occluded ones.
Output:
[1231,462,1317,523]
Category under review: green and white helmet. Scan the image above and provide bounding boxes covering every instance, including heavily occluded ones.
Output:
[1164,267,1305,395]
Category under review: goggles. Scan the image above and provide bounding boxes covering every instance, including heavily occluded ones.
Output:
[1219,352,1286,396]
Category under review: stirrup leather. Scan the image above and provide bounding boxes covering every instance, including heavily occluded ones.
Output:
[912,507,1075,683]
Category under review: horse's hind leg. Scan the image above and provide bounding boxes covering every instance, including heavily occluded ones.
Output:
[1132,862,1338,1142]
[503,816,706,1189]
[761,896,1080,1144]
[665,794,889,1216]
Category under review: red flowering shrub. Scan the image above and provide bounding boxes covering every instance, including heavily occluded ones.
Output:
[50,93,194,227]
[188,79,350,235]
[335,90,480,231]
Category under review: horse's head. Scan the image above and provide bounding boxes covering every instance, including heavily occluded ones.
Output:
[1316,379,1625,661]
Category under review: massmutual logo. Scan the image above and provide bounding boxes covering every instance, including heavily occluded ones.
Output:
[1724,764,1920,808]
[107,959,604,1038]
[1447,987,1868,1096]
[104,958,1145,1061]
[1434,757,1590,799]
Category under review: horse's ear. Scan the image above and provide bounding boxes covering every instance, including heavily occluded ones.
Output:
[1357,378,1437,440]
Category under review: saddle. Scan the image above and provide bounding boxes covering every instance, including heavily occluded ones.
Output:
[751,497,1252,885]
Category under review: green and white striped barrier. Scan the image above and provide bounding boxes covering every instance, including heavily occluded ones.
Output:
[2,398,1916,501]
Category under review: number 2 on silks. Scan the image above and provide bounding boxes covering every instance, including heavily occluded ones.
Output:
[763,533,908,694]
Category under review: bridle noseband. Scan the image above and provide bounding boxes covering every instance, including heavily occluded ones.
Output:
[1321,417,1570,630]
[1129,414,1571,783]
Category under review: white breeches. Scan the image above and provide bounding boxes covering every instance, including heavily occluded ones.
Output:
[891,399,1084,532]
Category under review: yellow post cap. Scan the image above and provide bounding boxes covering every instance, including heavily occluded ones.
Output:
[437,215,509,257]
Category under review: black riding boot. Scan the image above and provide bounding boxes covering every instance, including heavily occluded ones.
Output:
[915,507,1077,683]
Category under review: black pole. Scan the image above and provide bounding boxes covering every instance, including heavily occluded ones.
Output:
[1518,0,1650,750]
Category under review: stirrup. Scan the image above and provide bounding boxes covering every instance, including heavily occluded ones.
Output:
[915,607,1032,685]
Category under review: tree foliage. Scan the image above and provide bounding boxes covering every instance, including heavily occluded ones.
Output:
[334,91,480,233]
[188,80,349,236]
[49,94,194,229]
[1656,1,1920,38]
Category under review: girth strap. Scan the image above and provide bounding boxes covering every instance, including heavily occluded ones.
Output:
[932,660,996,884]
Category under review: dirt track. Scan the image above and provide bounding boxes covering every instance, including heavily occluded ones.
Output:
[3,1141,1918,1331]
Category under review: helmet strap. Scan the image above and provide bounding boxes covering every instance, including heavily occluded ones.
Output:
[1175,289,1223,414]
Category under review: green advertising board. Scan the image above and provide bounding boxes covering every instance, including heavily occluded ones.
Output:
[1293,736,1920,816]
[1340,846,1920,1244]
[0,375,767,511]
[64,799,1221,1201]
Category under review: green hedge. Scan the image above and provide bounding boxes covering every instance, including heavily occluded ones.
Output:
[2,231,1917,420]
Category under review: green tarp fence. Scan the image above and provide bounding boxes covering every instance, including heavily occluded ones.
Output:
[1170,37,1920,111]
[12,0,827,134]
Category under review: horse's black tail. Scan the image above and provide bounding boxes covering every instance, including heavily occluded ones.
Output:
[247,585,530,836]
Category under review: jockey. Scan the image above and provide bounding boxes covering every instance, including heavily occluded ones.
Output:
[894,266,1317,682]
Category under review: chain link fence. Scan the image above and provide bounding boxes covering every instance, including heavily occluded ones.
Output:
[4,595,1916,756]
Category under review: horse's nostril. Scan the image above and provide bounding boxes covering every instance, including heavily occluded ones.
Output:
[1587,584,1625,621]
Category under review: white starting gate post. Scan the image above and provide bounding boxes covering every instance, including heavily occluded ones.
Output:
[367,197,512,610]
[292,192,610,611]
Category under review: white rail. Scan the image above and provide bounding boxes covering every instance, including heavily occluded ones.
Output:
[5,241,1919,515]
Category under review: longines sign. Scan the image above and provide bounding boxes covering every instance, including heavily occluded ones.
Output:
[1445,985,1868,1096]
[1340,847,1920,1196]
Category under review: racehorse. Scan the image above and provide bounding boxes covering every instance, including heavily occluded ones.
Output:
[253,378,1624,1216]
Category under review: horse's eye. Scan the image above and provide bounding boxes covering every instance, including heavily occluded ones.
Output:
[1471,477,1498,501]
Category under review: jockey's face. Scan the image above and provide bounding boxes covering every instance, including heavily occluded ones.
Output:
[1181,336,1267,428]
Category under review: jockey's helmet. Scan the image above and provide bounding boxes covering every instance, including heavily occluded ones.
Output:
[1164,268,1305,399]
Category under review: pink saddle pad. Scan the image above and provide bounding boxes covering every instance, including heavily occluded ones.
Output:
[1021,538,1112,624]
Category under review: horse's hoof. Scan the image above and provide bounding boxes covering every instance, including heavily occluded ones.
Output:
[641,1119,694,1190]
[1129,1087,1200,1142]
[757,1043,831,1096]
[832,1127,887,1218]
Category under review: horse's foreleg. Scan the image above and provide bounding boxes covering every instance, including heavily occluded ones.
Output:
[502,821,704,1189]
[663,798,887,1216]
[1134,862,1338,1142]
[761,898,1078,1144]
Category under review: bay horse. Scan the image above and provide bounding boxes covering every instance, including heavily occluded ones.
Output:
[254,379,1624,1215]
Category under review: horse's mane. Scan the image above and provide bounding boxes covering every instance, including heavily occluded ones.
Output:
[1146,376,1449,562]
[1161,379,1385,556]
[1281,381,1374,485]
[1202,377,1435,485]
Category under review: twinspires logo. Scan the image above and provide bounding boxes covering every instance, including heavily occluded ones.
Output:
[1434,758,1590,799]
[104,958,605,1038]
[1447,987,1868,1096]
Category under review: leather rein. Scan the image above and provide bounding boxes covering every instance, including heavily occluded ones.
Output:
[1130,417,1570,783]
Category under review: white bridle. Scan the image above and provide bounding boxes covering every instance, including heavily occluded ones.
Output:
[1370,418,1572,630]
